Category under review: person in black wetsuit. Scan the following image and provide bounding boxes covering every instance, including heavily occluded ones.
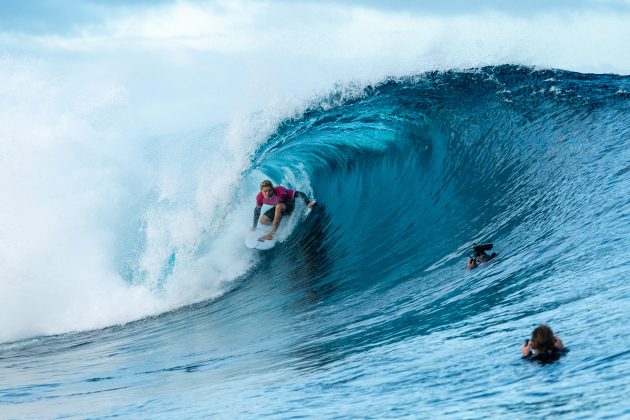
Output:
[521,324,566,363]
[466,243,498,269]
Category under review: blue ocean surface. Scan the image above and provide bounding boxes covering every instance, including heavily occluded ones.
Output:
[1,65,630,418]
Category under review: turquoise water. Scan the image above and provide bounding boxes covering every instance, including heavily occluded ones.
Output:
[2,66,629,417]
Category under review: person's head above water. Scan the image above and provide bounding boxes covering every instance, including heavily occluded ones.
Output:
[466,243,496,269]
[260,179,274,199]
[522,324,565,361]
[530,324,557,355]
[467,257,478,269]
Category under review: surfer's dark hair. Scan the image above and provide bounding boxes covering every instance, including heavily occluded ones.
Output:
[260,180,273,189]
[531,325,556,355]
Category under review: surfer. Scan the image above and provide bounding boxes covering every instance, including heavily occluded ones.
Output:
[521,324,566,363]
[466,243,497,269]
[252,179,316,240]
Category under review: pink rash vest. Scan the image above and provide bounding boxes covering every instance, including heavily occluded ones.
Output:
[255,186,296,208]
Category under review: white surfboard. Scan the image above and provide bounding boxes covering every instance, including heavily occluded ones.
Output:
[245,226,277,250]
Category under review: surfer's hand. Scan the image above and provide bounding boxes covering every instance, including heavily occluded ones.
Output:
[521,339,532,357]
[554,336,564,351]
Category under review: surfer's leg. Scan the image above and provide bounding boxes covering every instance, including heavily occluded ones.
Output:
[260,204,286,240]
[270,203,287,234]
[260,207,276,225]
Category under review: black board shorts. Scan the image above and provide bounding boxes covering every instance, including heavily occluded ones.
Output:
[263,201,295,222]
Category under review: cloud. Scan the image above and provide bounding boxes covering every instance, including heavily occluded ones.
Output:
[1,0,628,132]
[2,1,621,75]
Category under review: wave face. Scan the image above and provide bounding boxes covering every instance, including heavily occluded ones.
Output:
[2,66,630,418]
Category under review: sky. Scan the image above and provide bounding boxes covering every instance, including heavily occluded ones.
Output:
[0,0,628,137]
[0,0,629,133]
[1,0,629,34]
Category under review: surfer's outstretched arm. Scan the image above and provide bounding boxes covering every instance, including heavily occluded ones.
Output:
[252,207,261,230]
[294,191,316,207]
[260,203,286,240]
[270,204,284,234]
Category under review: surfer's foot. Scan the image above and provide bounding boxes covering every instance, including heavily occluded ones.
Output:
[260,232,274,241]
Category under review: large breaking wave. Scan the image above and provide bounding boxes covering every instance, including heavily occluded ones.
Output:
[2,64,630,417]
[1,65,629,346]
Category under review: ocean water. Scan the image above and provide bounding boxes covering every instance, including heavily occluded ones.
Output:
[1,64,629,418]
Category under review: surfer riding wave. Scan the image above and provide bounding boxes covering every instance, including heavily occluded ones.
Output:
[252,179,316,240]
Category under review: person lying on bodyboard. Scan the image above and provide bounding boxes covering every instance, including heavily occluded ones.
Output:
[252,179,316,240]
[466,243,497,269]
